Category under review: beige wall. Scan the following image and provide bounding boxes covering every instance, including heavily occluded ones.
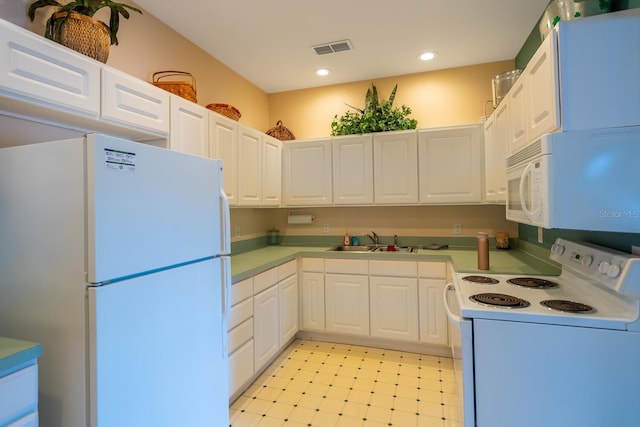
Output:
[232,206,518,243]
[268,60,515,139]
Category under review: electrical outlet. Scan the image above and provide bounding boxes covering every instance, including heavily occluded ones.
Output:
[454,224,462,234]
[234,226,240,236]
[632,246,640,256]
[537,227,544,243]
[323,224,329,234]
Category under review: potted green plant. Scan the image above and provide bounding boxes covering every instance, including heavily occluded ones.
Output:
[330,83,418,136]
[27,0,142,63]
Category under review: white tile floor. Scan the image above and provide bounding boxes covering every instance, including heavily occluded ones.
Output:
[230,339,460,427]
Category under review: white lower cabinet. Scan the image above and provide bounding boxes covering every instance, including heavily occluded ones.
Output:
[277,260,298,345]
[418,262,448,345]
[301,258,325,332]
[325,273,370,336]
[253,284,279,372]
[227,277,254,398]
[0,364,38,427]
[369,260,419,342]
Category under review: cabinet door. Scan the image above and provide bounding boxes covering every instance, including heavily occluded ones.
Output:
[332,134,374,205]
[253,285,279,372]
[370,276,419,342]
[262,134,282,206]
[325,274,369,336]
[209,112,238,205]
[484,114,507,204]
[374,131,419,204]
[101,68,170,136]
[282,138,332,206]
[418,278,448,345]
[0,19,100,118]
[525,30,559,144]
[279,274,298,345]
[228,339,254,398]
[237,125,263,206]
[418,125,483,204]
[301,272,325,331]
[508,77,528,155]
[169,95,209,157]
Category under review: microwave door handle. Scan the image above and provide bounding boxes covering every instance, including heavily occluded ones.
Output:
[519,162,535,221]
[443,283,462,327]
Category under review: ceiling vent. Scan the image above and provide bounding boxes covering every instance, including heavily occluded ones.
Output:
[312,39,353,55]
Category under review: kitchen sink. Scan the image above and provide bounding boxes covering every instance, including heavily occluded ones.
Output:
[328,245,417,253]
[372,245,417,253]
[328,245,375,252]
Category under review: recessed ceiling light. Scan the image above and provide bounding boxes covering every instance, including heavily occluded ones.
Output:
[316,68,331,76]
[419,51,437,61]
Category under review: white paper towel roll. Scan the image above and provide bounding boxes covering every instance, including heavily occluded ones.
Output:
[287,214,314,224]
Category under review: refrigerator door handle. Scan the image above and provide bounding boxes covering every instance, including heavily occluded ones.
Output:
[221,256,231,358]
[219,184,231,255]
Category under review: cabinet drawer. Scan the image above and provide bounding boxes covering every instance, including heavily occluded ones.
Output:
[0,364,38,425]
[0,20,100,117]
[228,339,254,398]
[228,297,253,331]
[253,267,278,294]
[278,260,297,280]
[101,68,170,135]
[418,262,447,278]
[228,318,253,354]
[302,258,324,272]
[369,260,417,277]
[231,278,253,306]
[325,258,368,275]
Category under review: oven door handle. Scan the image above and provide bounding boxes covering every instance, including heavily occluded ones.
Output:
[443,283,462,327]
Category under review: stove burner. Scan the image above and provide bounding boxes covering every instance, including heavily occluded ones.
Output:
[507,277,559,289]
[541,300,594,313]
[470,293,530,308]
[462,275,499,284]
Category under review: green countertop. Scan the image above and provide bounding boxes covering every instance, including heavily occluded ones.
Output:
[230,245,560,283]
[0,337,42,374]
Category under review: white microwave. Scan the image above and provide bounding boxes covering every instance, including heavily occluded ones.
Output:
[505,128,640,233]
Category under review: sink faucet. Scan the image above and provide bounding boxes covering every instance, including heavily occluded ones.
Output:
[367,231,380,245]
[394,234,399,246]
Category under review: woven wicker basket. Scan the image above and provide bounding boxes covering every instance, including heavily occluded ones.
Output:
[266,120,296,141]
[53,12,110,63]
[206,103,241,121]
[152,71,197,102]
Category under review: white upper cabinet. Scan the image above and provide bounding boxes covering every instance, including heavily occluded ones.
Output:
[237,125,263,206]
[282,138,332,206]
[101,68,170,137]
[208,112,238,205]
[332,134,374,205]
[483,115,507,204]
[418,125,483,204]
[521,30,559,148]
[168,95,209,157]
[0,18,100,118]
[507,76,529,155]
[373,130,419,204]
[261,134,282,206]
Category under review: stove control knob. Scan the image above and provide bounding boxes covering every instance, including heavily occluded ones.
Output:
[551,244,565,256]
[598,261,611,275]
[581,255,593,267]
[607,264,621,279]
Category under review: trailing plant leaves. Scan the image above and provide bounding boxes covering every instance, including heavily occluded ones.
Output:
[331,83,417,136]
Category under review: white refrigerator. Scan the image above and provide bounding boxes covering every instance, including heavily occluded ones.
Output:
[0,134,231,427]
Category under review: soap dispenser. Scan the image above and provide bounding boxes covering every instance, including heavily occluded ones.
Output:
[343,229,350,246]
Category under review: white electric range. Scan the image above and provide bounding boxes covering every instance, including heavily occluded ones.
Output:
[445,238,640,427]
